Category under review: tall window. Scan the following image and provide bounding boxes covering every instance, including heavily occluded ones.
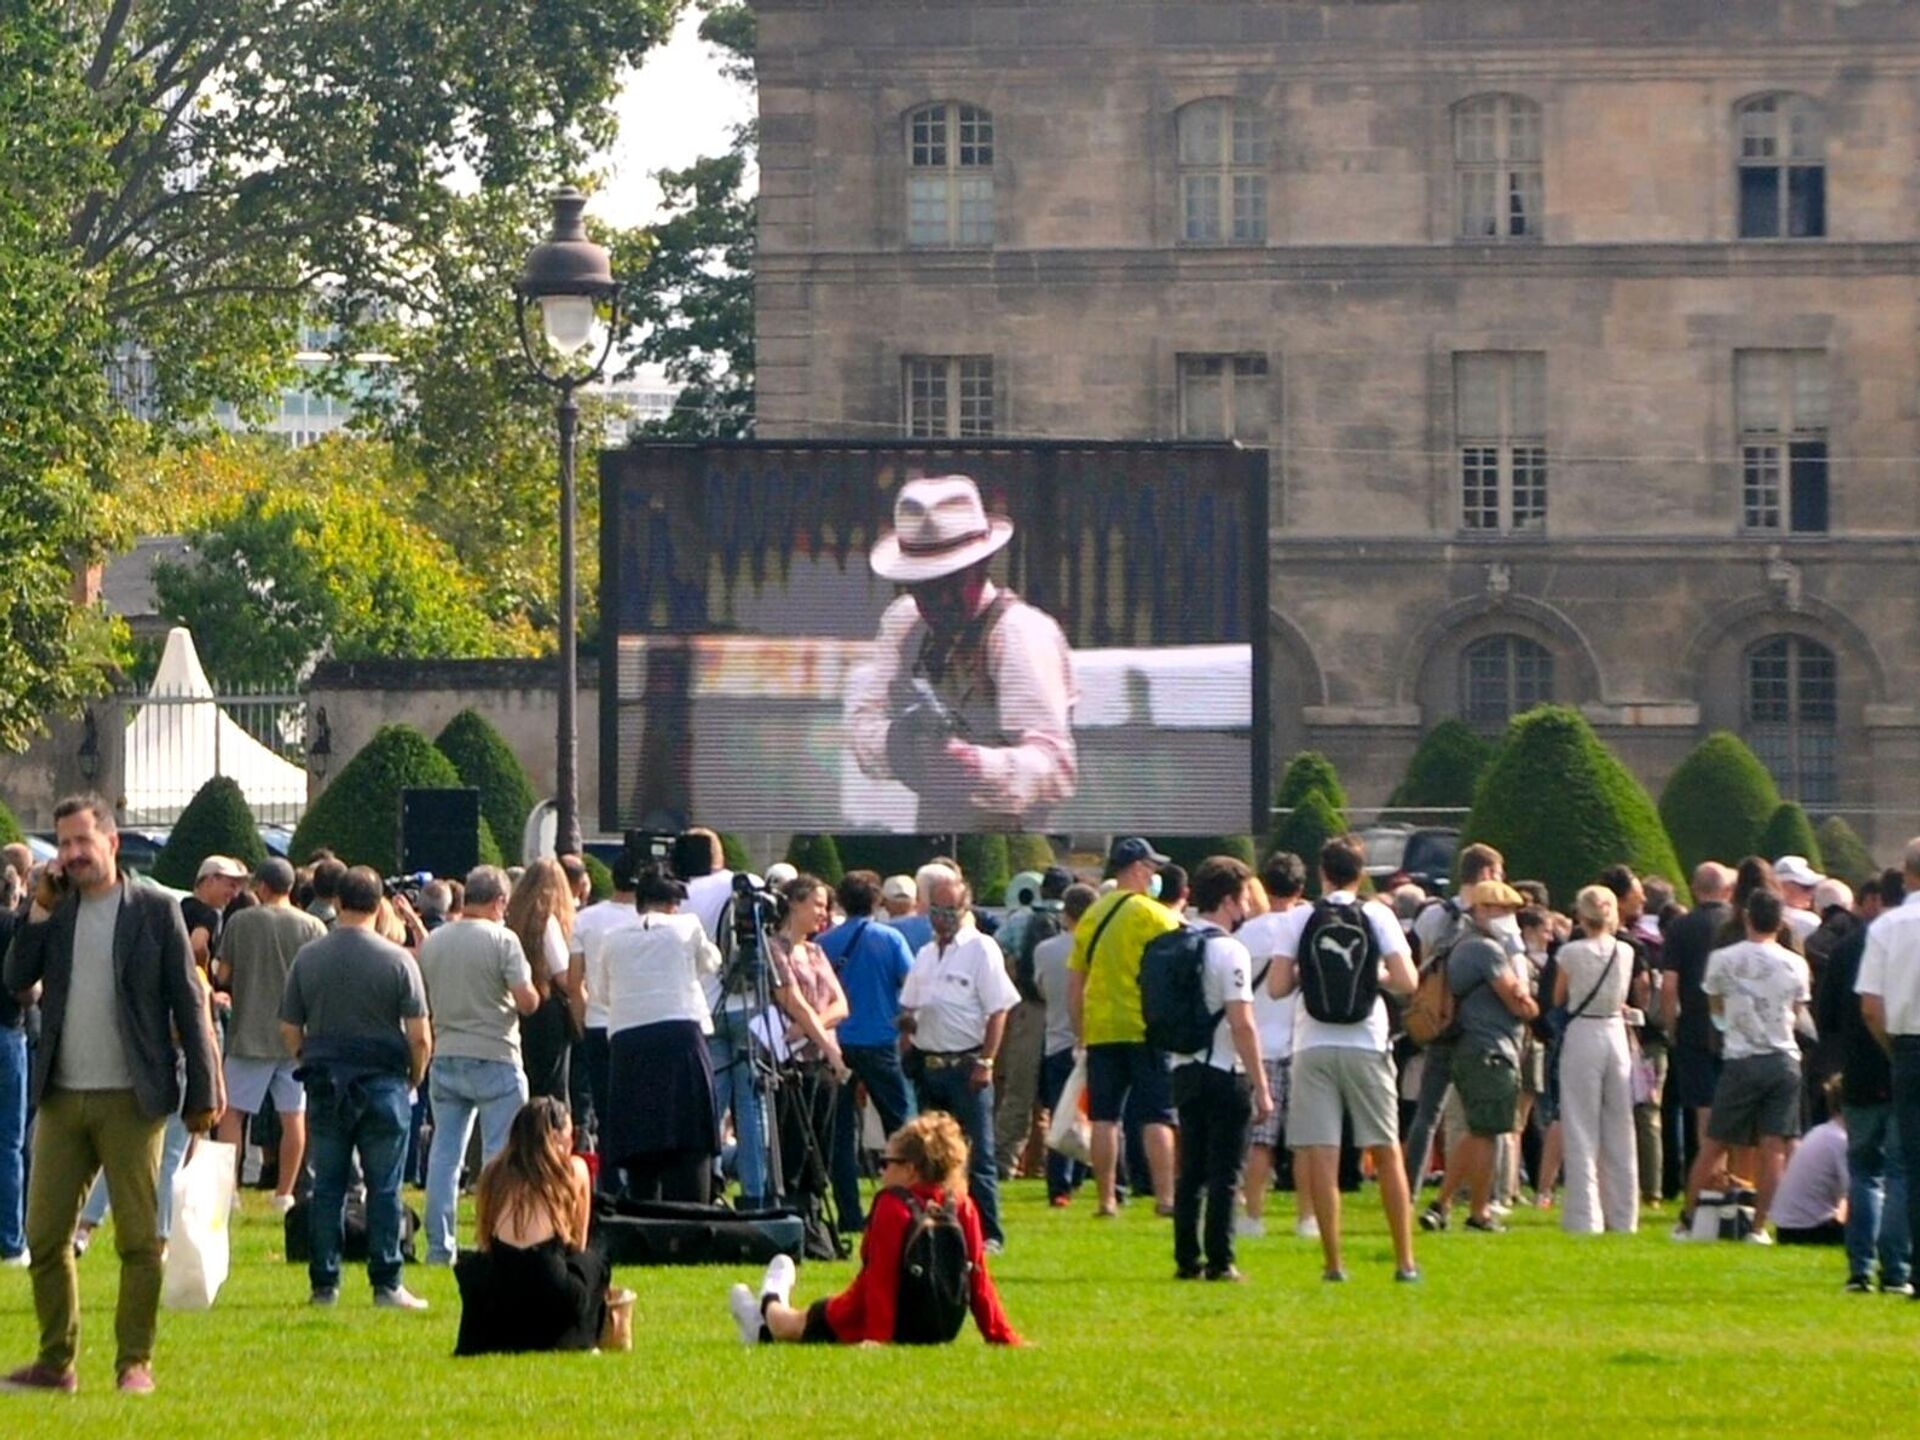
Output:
[908,103,994,247]
[1177,100,1267,245]
[1456,352,1547,531]
[1178,355,1270,441]
[1462,635,1554,729]
[903,356,995,438]
[1746,635,1837,805]
[1737,94,1825,239]
[1736,350,1828,532]
[1454,94,1543,240]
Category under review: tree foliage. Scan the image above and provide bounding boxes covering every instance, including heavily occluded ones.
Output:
[1815,816,1877,887]
[152,776,267,890]
[1006,834,1058,874]
[1386,721,1497,818]
[835,834,940,880]
[1156,836,1258,873]
[0,797,25,848]
[1275,752,1350,817]
[1464,707,1684,909]
[1657,732,1782,876]
[1270,793,1344,898]
[435,709,539,867]
[957,834,1012,904]
[1756,803,1822,873]
[293,724,485,873]
[784,833,844,887]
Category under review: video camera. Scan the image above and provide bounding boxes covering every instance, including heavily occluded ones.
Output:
[623,829,719,883]
[382,871,434,905]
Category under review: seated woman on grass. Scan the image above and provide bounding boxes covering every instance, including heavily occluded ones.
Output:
[728,1113,1021,1347]
[454,1098,613,1355]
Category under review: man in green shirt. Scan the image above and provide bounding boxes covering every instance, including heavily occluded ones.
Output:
[1067,838,1180,1217]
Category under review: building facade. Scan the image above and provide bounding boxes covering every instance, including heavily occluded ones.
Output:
[752,0,1920,848]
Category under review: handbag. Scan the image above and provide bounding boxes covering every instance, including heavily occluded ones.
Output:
[1046,1053,1092,1163]
[163,1139,236,1311]
[600,1287,636,1351]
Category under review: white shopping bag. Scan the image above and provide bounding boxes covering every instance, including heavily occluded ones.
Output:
[162,1138,236,1311]
[1045,1054,1092,1164]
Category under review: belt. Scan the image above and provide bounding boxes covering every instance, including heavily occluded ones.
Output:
[919,1048,982,1070]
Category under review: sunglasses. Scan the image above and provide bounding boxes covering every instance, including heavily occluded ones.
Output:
[881,1152,909,1166]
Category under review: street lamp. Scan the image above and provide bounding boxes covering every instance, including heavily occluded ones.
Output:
[515,187,621,860]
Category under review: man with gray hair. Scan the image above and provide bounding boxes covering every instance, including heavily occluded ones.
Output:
[414,865,540,1264]
[1662,861,1738,1171]
[213,858,326,1214]
[417,881,454,933]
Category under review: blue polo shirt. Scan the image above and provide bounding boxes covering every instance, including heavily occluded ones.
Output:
[818,917,916,1047]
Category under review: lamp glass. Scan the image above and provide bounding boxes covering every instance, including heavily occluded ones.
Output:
[540,294,596,357]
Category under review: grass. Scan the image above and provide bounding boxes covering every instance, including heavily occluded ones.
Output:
[0,1179,1911,1437]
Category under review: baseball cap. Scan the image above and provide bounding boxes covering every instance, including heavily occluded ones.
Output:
[881,874,916,903]
[196,855,249,881]
[1774,855,1824,888]
[1106,837,1170,874]
[1040,865,1074,900]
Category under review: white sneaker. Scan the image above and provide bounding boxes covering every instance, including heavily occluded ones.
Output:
[1489,1202,1512,1220]
[1295,1215,1321,1240]
[760,1253,796,1308]
[372,1285,430,1311]
[0,1249,27,1268]
[728,1282,765,1346]
[1744,1229,1775,1246]
[1234,1215,1266,1239]
[271,1194,297,1217]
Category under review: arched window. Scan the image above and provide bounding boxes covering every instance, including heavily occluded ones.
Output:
[1745,635,1837,804]
[1737,94,1825,239]
[907,102,994,247]
[1454,94,1543,240]
[1461,635,1554,729]
[1177,99,1267,245]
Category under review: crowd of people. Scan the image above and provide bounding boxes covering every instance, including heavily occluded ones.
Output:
[4,792,1920,1389]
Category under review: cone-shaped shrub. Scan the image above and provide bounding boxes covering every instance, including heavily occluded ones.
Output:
[1658,732,1781,876]
[152,776,267,889]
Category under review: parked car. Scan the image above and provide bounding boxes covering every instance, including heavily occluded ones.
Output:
[38,828,170,876]
[1359,824,1460,898]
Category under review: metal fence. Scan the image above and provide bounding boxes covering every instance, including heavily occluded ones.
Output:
[118,683,310,829]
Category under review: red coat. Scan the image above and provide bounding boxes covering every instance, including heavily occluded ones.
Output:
[821,1183,1020,1345]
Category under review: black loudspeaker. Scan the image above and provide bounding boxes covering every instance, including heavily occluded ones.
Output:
[400,787,482,877]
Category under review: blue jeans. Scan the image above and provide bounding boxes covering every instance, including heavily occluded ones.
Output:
[831,1044,917,1229]
[306,1074,412,1295]
[914,1061,1003,1246]
[0,1028,24,1257]
[707,1009,770,1204]
[80,1111,191,1238]
[425,1057,528,1262]
[1847,1100,1912,1287]
[1039,1047,1089,1201]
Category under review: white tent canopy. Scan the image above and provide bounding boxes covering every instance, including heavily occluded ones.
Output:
[121,628,310,824]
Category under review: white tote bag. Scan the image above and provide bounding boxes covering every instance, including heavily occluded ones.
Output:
[1045,1054,1092,1164]
[162,1139,236,1311]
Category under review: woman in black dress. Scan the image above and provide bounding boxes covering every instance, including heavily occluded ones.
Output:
[454,1098,612,1355]
[507,859,580,1102]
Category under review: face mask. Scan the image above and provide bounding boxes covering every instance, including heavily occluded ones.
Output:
[1488,914,1522,942]
[1147,875,1163,901]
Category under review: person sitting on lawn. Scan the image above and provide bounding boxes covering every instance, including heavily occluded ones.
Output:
[727,1113,1020,1346]
[453,1098,614,1355]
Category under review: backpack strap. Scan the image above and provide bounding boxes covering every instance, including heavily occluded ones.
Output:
[832,919,871,975]
[1082,892,1137,973]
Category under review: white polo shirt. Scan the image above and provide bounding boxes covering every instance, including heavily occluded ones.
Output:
[1268,890,1411,1054]
[900,927,1021,1054]
[1856,891,1920,1035]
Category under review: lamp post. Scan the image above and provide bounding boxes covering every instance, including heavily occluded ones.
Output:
[515,188,621,859]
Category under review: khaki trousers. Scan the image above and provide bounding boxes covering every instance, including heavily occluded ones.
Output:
[25,1087,167,1375]
[993,1000,1047,1174]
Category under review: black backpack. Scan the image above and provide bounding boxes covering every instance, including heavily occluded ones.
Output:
[1139,925,1221,1055]
[1296,898,1382,1025]
[890,1188,973,1345]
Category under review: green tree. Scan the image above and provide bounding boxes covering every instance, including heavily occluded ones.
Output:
[1657,731,1782,876]
[1275,752,1350,817]
[1270,793,1343,897]
[1006,834,1058,875]
[720,833,754,873]
[292,724,501,873]
[582,853,615,903]
[957,834,1012,903]
[1757,803,1823,872]
[1386,720,1497,819]
[836,834,940,879]
[785,834,844,887]
[1815,816,1877,887]
[1464,707,1684,910]
[435,710,539,867]
[152,777,267,890]
[0,797,25,847]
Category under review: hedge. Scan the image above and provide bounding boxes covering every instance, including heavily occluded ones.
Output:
[784,833,845,887]
[1275,751,1349,816]
[1386,720,1497,820]
[0,797,24,848]
[1657,732,1781,876]
[1815,816,1876,887]
[151,776,268,889]
[292,724,503,874]
[1006,834,1058,874]
[582,852,614,903]
[434,710,538,868]
[1155,836,1258,872]
[957,834,1012,903]
[1270,791,1345,898]
[1757,802,1822,872]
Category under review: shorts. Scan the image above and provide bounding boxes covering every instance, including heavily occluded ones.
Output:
[1672,1043,1723,1112]
[1450,1048,1520,1138]
[1085,1042,1174,1126]
[1247,1057,1292,1148]
[800,1298,837,1345]
[1287,1047,1399,1150]
[224,1055,307,1116]
[1706,1052,1803,1146]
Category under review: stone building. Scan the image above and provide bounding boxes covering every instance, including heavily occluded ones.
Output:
[751,0,1920,848]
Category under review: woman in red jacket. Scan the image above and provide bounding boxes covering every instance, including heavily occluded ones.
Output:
[728,1113,1020,1346]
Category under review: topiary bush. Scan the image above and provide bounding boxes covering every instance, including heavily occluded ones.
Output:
[835,834,941,879]
[0,796,24,848]
[785,833,845,886]
[1815,816,1876,888]
[1757,802,1822,871]
[434,709,538,867]
[1156,836,1258,872]
[1386,720,1497,820]
[1007,834,1058,874]
[292,724,470,873]
[151,776,268,889]
[720,834,754,873]
[582,852,614,902]
[957,834,1012,903]
[1275,751,1349,817]
[1657,731,1781,877]
[1463,706,1684,910]
[1270,791,1344,898]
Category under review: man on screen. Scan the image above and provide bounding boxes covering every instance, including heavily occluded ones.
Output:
[848,475,1077,830]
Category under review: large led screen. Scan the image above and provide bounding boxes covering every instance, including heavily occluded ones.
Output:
[600,442,1268,835]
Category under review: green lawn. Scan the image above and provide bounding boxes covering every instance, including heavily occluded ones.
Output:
[0,1181,1910,1436]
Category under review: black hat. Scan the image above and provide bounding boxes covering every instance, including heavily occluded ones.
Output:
[1040,865,1074,900]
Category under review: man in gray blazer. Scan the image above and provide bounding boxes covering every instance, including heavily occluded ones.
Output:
[1,794,221,1396]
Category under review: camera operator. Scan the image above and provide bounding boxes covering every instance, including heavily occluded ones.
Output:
[768,877,853,1226]
[601,866,722,1203]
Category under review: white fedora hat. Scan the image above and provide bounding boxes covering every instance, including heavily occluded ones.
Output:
[869,475,1014,583]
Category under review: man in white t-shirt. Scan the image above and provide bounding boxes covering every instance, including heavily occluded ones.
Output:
[568,863,643,1155]
[1237,851,1308,1238]
[1857,838,1920,1273]
[1268,835,1421,1283]
[1166,858,1272,1281]
[1680,889,1813,1241]
[1774,854,1826,944]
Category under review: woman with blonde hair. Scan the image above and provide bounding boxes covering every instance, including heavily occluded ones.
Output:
[454,1098,611,1354]
[1553,884,1639,1233]
[507,857,580,1101]
[728,1113,1019,1347]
